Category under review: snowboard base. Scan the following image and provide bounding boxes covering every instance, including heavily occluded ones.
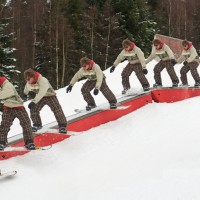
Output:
[0,170,17,178]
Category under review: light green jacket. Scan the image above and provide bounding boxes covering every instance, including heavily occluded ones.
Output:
[70,63,104,90]
[177,45,199,63]
[113,46,146,69]
[24,74,56,104]
[146,44,175,64]
[0,80,24,107]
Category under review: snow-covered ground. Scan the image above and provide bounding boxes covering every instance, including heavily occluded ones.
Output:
[1,60,200,200]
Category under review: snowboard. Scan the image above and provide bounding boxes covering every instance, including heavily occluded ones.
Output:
[4,145,52,152]
[0,170,17,178]
[34,128,82,136]
[74,105,130,114]
[116,90,151,99]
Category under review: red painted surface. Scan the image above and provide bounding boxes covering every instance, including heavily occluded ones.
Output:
[68,94,152,132]
[151,88,200,103]
[0,133,70,160]
[0,93,152,160]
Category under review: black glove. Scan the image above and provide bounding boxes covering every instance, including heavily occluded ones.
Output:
[0,103,4,112]
[171,59,177,65]
[66,85,73,93]
[183,61,188,66]
[93,88,99,95]
[28,91,36,99]
[110,66,115,73]
[143,68,148,75]
[28,102,36,109]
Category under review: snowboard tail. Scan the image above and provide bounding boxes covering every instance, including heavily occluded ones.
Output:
[0,170,17,177]
[4,144,52,152]
[74,105,130,113]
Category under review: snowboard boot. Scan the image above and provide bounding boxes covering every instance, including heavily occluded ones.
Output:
[31,125,42,132]
[194,81,200,87]
[110,103,117,109]
[0,141,6,151]
[153,83,162,88]
[143,85,150,91]
[122,88,130,95]
[122,90,127,95]
[172,81,179,87]
[179,83,189,87]
[25,139,36,150]
[86,104,96,111]
[0,144,5,151]
[59,127,67,134]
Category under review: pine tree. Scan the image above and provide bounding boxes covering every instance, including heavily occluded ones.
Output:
[111,0,158,55]
[0,17,20,86]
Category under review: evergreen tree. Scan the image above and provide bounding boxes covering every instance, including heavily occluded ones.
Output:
[0,17,20,86]
[112,0,158,55]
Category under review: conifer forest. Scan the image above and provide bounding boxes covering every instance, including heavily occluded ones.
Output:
[0,0,200,94]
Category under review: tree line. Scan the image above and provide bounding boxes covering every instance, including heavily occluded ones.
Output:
[0,0,199,95]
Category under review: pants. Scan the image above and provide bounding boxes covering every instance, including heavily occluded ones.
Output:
[0,107,33,144]
[154,60,179,85]
[30,96,67,128]
[81,78,117,106]
[180,62,200,84]
[121,63,149,90]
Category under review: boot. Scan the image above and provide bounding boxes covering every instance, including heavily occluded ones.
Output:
[25,139,36,150]
[179,83,189,87]
[172,81,179,87]
[110,103,117,109]
[59,127,67,134]
[194,81,200,87]
[26,143,36,150]
[0,141,6,151]
[153,83,162,88]
[121,88,130,95]
[86,104,96,111]
[122,90,127,95]
[143,85,150,91]
[31,125,42,132]
[0,144,5,151]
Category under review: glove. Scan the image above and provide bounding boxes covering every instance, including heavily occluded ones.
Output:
[0,103,4,112]
[66,85,73,93]
[171,59,177,65]
[110,66,115,73]
[28,91,36,99]
[93,88,99,95]
[28,102,36,109]
[183,61,188,66]
[143,68,148,75]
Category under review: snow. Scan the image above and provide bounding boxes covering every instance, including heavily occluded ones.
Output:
[1,60,200,200]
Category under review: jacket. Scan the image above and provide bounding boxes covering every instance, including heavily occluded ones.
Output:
[0,78,24,107]
[177,45,199,64]
[70,63,104,90]
[113,45,146,69]
[146,43,175,64]
[24,73,56,104]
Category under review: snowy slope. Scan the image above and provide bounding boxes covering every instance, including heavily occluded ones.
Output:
[1,61,200,200]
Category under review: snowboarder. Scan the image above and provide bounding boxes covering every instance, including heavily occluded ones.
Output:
[177,40,200,87]
[0,77,35,151]
[66,57,117,111]
[24,69,67,133]
[110,39,150,94]
[146,38,179,88]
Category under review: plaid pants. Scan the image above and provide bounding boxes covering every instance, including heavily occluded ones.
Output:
[30,96,67,128]
[81,78,117,106]
[0,107,33,144]
[121,63,150,90]
[180,62,200,84]
[154,60,179,84]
